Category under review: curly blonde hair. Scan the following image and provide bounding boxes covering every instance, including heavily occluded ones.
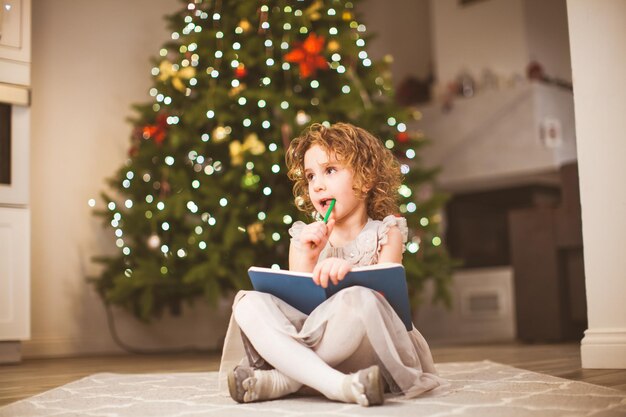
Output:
[285,122,402,220]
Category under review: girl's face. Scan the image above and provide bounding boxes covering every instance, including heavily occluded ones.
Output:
[303,145,367,223]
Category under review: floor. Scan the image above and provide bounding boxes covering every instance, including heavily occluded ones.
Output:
[1,342,625,407]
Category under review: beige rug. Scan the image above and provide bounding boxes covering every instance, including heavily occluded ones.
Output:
[1,361,625,417]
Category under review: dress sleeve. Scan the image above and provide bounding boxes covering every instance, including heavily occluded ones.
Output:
[288,221,306,248]
[378,215,408,253]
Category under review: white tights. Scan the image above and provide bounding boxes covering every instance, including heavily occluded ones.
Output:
[233,291,372,402]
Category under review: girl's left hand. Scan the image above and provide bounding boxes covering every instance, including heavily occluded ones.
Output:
[312,257,352,288]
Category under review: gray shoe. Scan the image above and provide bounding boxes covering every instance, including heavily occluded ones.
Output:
[353,365,384,406]
[227,366,258,403]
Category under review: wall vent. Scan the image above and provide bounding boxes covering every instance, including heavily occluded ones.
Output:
[468,293,500,314]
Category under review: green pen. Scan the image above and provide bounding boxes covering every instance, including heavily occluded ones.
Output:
[323,199,336,223]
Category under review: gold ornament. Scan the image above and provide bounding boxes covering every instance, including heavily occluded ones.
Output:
[247,222,265,244]
[229,133,266,166]
[342,11,353,21]
[243,133,266,155]
[229,140,244,166]
[212,125,229,142]
[238,19,252,33]
[158,60,196,92]
[305,0,323,20]
[327,40,340,52]
[229,83,247,97]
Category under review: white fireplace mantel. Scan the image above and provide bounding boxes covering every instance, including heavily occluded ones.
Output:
[413,82,576,193]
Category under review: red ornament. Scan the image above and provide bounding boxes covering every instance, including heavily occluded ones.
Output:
[396,132,409,143]
[284,33,328,79]
[142,113,168,145]
[235,63,248,79]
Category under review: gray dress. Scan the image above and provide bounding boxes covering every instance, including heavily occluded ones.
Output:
[218,215,448,398]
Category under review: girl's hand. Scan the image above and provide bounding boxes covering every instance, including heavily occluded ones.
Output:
[298,218,335,260]
[312,257,352,288]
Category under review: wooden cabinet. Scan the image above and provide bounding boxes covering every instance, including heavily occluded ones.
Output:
[0,0,31,86]
[0,0,30,363]
[0,206,30,341]
[509,163,586,342]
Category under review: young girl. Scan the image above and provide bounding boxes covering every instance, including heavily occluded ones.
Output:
[218,122,446,406]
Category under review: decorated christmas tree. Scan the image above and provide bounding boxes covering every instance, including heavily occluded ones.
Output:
[92,0,455,322]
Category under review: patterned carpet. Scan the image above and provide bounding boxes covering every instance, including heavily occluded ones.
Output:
[1,361,625,417]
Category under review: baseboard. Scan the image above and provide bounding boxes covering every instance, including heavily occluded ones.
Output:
[581,328,626,369]
[21,335,123,358]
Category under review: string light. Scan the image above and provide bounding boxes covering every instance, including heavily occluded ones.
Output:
[407,242,419,253]
[398,185,411,198]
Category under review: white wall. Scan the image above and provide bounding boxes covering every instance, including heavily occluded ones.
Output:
[430,0,572,87]
[523,0,572,83]
[27,0,232,357]
[430,0,528,85]
[362,0,432,82]
[567,0,626,369]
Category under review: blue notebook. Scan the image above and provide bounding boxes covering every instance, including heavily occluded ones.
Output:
[247,263,413,331]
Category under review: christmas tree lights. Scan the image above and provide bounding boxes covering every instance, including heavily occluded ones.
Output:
[91,0,455,322]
